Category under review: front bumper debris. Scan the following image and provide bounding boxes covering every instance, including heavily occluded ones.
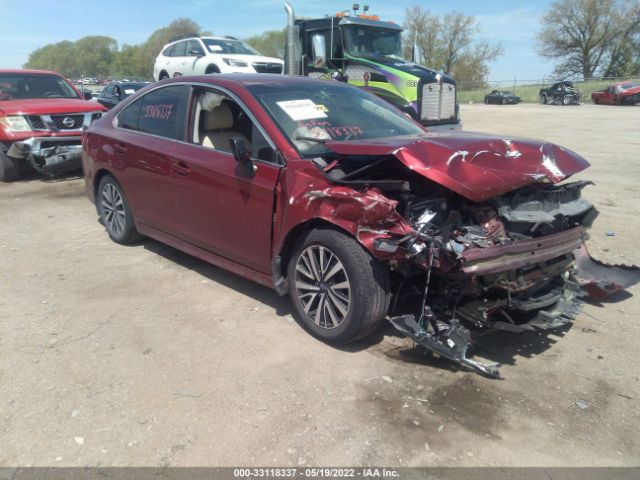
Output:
[389,311,500,378]
[7,136,82,177]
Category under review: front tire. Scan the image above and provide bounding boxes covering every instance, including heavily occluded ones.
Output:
[539,93,547,104]
[287,228,390,345]
[0,150,22,182]
[97,175,141,244]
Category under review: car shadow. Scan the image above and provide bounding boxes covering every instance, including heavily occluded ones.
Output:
[130,235,607,376]
[141,238,293,318]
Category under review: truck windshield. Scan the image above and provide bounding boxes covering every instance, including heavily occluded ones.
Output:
[202,38,260,55]
[248,81,424,157]
[0,73,79,101]
[344,26,403,60]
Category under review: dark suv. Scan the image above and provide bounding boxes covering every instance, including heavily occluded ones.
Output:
[539,81,581,105]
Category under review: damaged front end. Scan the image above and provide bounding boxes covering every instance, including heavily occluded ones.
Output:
[7,136,83,177]
[316,135,640,377]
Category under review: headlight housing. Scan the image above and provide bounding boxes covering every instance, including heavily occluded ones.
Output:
[222,58,248,68]
[0,115,31,132]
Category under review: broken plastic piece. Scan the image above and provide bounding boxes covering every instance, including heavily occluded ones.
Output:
[389,314,501,378]
[572,245,640,298]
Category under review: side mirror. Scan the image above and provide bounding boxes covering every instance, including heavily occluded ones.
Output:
[229,137,256,177]
[311,34,327,67]
[83,90,93,100]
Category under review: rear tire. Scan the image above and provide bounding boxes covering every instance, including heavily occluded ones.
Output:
[97,175,141,244]
[0,150,22,182]
[287,228,390,345]
[158,71,169,81]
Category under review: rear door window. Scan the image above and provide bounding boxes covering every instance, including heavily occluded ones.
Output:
[163,44,176,57]
[173,41,187,57]
[137,85,188,140]
[117,85,188,139]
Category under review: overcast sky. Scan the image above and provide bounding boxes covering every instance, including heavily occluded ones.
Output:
[0,0,554,81]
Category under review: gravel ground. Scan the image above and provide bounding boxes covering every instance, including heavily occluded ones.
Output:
[0,103,638,467]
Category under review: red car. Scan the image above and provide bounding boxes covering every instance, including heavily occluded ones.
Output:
[0,69,106,181]
[82,74,639,377]
[591,81,640,105]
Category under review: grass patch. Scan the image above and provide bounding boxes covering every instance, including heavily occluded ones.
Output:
[458,78,640,104]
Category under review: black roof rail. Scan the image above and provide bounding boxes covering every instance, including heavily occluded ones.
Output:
[168,33,200,43]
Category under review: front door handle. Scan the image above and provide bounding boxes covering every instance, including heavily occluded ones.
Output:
[172,161,191,176]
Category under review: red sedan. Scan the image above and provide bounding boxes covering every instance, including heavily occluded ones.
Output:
[82,74,638,377]
[591,81,640,105]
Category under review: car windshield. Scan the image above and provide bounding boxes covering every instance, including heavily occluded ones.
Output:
[619,82,640,91]
[247,81,425,157]
[0,73,79,101]
[344,26,404,60]
[202,38,260,55]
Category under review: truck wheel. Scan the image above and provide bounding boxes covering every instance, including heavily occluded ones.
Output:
[539,93,547,104]
[287,228,390,345]
[0,150,22,182]
[97,175,141,245]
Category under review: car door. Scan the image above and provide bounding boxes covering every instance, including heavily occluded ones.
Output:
[98,84,117,109]
[185,40,206,75]
[169,87,281,273]
[112,84,189,234]
[171,41,188,76]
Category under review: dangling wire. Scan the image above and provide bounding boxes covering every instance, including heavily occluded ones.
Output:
[418,246,434,330]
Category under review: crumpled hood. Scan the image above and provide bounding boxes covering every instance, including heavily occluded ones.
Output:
[325,133,590,202]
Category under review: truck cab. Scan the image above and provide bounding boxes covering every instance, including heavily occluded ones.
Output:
[284,4,460,130]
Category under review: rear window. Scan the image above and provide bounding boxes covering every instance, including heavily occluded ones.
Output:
[162,44,175,57]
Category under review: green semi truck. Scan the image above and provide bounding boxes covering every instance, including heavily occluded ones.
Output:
[283,3,460,130]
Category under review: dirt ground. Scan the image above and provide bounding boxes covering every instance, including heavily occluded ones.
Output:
[1,103,639,467]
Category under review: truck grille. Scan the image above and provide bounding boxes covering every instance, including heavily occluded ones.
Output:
[27,115,47,130]
[421,82,456,121]
[51,114,85,130]
[251,62,283,74]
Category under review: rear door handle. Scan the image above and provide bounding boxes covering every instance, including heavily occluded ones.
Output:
[172,161,191,176]
[114,144,127,154]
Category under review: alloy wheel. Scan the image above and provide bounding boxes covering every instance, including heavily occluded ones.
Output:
[101,183,126,238]
[294,245,351,329]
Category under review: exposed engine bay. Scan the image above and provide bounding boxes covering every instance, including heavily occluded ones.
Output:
[311,145,640,378]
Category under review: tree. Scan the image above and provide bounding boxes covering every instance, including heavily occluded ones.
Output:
[245,29,286,58]
[537,0,640,79]
[25,41,80,77]
[402,6,503,83]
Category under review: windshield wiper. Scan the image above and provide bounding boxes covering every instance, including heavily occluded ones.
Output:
[295,136,327,144]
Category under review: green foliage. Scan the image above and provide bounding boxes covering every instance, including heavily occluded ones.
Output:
[457,78,640,104]
[24,18,208,80]
[537,0,640,79]
[244,29,286,58]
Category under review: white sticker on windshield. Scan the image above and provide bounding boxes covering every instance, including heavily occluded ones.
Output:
[124,89,135,95]
[208,45,223,52]
[277,99,328,121]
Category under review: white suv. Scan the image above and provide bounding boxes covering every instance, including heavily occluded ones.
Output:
[153,36,284,81]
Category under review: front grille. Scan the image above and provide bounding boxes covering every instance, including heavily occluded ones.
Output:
[50,114,84,130]
[27,115,46,130]
[420,82,456,122]
[251,62,283,74]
